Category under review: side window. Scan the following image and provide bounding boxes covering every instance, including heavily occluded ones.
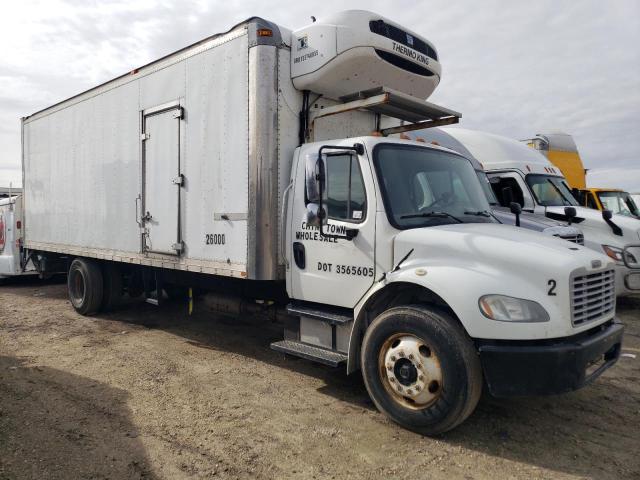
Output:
[488,176,525,207]
[324,154,366,222]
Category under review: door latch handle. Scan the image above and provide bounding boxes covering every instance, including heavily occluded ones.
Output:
[141,211,153,222]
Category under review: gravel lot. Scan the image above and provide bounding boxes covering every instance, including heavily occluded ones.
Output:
[1,278,639,480]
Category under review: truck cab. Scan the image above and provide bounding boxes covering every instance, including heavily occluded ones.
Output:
[282,134,623,434]
[577,188,640,219]
[431,127,640,297]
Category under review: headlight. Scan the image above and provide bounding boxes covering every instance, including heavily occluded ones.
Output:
[602,245,637,264]
[479,295,550,322]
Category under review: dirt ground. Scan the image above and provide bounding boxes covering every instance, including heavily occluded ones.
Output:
[0,278,639,480]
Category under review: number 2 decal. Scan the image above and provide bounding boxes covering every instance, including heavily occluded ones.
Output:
[547,279,557,296]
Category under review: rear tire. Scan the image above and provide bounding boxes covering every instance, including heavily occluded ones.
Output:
[67,258,103,316]
[361,305,482,435]
[101,262,123,311]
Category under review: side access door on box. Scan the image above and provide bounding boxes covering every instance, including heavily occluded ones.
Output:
[140,102,184,255]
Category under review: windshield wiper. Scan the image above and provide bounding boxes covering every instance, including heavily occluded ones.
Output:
[464,210,491,217]
[546,178,572,205]
[400,211,463,223]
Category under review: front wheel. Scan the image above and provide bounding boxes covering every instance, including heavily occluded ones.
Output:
[361,305,482,435]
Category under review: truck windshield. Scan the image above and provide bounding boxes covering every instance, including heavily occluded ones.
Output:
[373,144,495,228]
[525,174,578,207]
[597,191,640,217]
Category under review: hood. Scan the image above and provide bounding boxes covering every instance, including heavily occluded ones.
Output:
[492,207,577,231]
[393,223,611,278]
[546,206,640,243]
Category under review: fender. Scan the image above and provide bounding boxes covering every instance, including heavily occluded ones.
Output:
[346,264,485,374]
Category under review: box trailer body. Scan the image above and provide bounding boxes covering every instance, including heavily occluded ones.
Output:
[23,19,296,281]
[20,11,625,435]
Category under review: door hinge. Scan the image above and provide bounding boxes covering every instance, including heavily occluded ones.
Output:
[172,241,184,253]
[172,107,184,119]
[140,133,150,141]
[172,174,184,186]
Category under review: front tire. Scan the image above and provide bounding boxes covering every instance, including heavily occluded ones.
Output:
[361,305,482,435]
[67,258,103,316]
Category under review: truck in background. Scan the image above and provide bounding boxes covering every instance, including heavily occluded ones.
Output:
[524,133,640,219]
[0,194,36,279]
[411,128,585,244]
[435,127,640,297]
[19,11,624,434]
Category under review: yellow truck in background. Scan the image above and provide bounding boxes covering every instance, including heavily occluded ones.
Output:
[524,132,639,219]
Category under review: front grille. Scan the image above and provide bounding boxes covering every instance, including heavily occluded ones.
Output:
[556,233,584,245]
[369,20,438,61]
[571,269,615,327]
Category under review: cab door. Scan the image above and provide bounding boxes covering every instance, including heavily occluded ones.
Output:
[288,143,377,308]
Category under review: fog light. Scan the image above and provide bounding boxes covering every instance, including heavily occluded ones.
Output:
[625,272,640,291]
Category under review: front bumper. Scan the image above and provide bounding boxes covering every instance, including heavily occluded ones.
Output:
[477,320,623,397]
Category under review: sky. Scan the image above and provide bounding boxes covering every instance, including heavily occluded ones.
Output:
[1,0,639,191]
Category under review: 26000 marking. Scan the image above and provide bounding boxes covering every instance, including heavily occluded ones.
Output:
[205,233,225,245]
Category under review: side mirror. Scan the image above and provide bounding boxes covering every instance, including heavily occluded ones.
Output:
[564,206,576,225]
[502,186,514,206]
[510,201,522,227]
[305,203,325,228]
[305,154,324,203]
[602,209,623,236]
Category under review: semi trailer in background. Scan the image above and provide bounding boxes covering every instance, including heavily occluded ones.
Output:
[19,11,624,434]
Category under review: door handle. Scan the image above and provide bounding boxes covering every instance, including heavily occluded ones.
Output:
[135,196,142,226]
[142,211,153,222]
[293,242,305,269]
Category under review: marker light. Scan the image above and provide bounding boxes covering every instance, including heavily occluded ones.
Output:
[602,245,637,264]
[257,29,273,37]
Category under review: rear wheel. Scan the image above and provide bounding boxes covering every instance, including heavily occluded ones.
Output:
[361,305,482,435]
[67,258,103,315]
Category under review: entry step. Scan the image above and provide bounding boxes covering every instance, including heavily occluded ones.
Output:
[271,340,347,367]
[287,302,353,325]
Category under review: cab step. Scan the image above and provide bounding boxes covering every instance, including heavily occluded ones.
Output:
[270,340,347,367]
[286,302,352,325]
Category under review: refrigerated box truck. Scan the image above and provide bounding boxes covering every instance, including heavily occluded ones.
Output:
[21,11,624,434]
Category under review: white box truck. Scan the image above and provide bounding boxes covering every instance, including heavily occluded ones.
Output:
[20,11,624,434]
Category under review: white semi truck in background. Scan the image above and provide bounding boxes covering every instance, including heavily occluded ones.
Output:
[422,128,640,298]
[0,192,36,280]
[18,11,623,434]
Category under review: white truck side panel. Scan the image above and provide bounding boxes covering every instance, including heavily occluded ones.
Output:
[23,29,251,277]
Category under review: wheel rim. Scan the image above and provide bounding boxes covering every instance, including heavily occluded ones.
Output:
[69,269,86,306]
[378,333,443,410]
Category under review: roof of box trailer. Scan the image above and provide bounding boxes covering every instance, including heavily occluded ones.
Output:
[23,16,281,121]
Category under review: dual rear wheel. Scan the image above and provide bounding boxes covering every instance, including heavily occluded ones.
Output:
[68,258,123,315]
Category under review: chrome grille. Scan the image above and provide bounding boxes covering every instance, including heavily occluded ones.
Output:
[555,233,584,245]
[571,269,615,327]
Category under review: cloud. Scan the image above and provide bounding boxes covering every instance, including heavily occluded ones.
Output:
[0,0,638,192]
